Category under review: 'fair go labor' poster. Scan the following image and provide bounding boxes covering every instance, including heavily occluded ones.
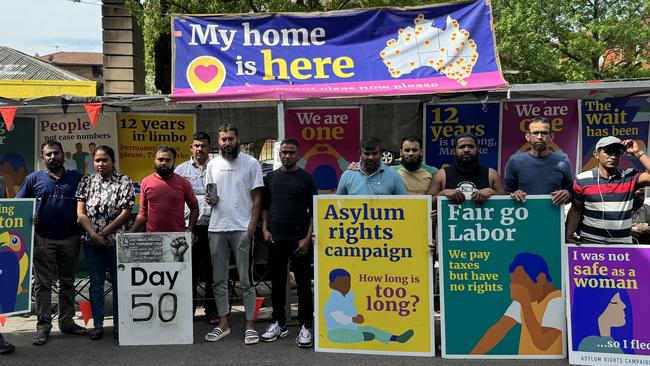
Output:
[439,196,565,359]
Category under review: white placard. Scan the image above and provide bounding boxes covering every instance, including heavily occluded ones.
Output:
[116,232,193,345]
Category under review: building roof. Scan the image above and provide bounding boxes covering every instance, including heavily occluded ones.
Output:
[0,46,88,81]
[39,51,103,66]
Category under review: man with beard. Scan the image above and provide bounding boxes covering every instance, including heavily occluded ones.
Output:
[260,139,317,347]
[131,145,199,234]
[631,188,650,243]
[17,140,88,345]
[567,136,650,244]
[337,137,405,195]
[427,133,504,205]
[391,136,437,195]
[203,124,264,345]
[504,117,573,205]
[174,132,218,323]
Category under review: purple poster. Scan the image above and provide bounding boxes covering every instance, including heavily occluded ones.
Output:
[567,244,650,366]
[500,100,579,176]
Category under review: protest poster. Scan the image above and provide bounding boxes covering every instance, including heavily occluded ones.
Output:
[116,232,193,345]
[37,113,119,174]
[314,196,434,356]
[581,97,650,171]
[285,107,361,193]
[424,102,500,170]
[116,113,195,204]
[501,100,579,176]
[171,0,507,101]
[438,196,565,358]
[567,244,650,366]
[0,199,35,316]
[0,117,36,197]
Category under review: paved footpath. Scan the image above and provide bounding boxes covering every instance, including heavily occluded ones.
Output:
[0,310,572,366]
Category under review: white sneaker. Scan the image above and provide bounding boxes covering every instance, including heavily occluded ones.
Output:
[295,325,313,348]
[260,321,288,342]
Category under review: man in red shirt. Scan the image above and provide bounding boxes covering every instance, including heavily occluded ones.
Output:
[131,146,199,234]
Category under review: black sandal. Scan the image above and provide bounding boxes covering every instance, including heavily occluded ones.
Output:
[89,327,104,340]
[32,331,49,346]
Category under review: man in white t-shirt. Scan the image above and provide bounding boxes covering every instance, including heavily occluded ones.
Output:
[470,252,564,355]
[203,124,264,345]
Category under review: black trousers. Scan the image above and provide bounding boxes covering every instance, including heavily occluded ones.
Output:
[192,225,217,315]
[269,240,313,327]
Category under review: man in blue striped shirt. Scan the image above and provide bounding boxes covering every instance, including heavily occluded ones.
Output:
[566,136,650,244]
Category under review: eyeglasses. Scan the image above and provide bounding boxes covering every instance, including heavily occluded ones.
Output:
[527,131,551,138]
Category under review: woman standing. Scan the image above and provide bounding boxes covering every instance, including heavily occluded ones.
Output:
[76,146,134,340]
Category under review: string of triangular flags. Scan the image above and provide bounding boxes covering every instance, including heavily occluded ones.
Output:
[0,102,103,132]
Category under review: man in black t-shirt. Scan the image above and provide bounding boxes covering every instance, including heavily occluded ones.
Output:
[427,133,504,205]
[260,138,318,348]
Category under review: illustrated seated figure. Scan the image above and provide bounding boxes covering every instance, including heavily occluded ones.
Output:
[323,268,414,344]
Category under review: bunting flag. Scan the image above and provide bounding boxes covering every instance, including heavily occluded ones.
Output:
[79,301,92,326]
[61,98,70,114]
[83,103,102,127]
[0,107,17,131]
[253,297,264,320]
[0,316,6,327]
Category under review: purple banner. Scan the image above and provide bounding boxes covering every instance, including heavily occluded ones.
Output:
[501,100,579,175]
[567,245,650,366]
[171,0,506,101]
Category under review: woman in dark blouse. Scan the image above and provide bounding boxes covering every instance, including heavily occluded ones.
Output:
[76,146,134,340]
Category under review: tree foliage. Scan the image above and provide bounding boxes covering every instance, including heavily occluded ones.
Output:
[121,0,650,92]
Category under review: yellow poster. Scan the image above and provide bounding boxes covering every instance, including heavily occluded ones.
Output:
[315,196,434,356]
[116,113,195,205]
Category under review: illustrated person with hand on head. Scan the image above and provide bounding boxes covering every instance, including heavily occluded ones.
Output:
[566,136,650,244]
[427,133,504,206]
[504,117,573,205]
[471,253,563,355]
[76,145,135,341]
[323,269,414,345]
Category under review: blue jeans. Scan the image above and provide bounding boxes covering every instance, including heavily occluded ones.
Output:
[85,244,118,328]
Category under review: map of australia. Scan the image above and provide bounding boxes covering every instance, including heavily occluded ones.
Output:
[380,14,478,85]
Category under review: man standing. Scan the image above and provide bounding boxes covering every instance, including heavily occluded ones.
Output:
[17,140,88,345]
[391,136,437,195]
[566,136,650,244]
[632,188,650,243]
[72,142,88,174]
[337,137,405,195]
[260,139,317,348]
[504,117,573,204]
[174,133,218,323]
[427,133,504,205]
[203,124,263,345]
[130,146,199,234]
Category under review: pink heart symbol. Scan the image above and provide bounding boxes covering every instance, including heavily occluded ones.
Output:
[195,65,218,83]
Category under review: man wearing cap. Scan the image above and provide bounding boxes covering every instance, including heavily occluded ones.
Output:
[566,136,650,244]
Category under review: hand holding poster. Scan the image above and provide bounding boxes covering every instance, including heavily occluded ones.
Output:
[438,196,565,358]
[0,199,35,316]
[567,244,650,366]
[314,196,434,356]
[116,232,193,345]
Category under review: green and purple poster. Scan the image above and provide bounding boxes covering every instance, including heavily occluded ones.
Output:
[567,244,650,366]
[439,196,565,358]
[0,199,35,316]
[581,97,650,171]
[501,100,579,176]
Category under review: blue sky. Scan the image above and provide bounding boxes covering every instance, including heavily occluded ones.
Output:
[0,0,102,56]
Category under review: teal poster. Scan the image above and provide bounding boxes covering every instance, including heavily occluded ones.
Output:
[0,198,35,316]
[0,116,36,197]
[438,196,565,358]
